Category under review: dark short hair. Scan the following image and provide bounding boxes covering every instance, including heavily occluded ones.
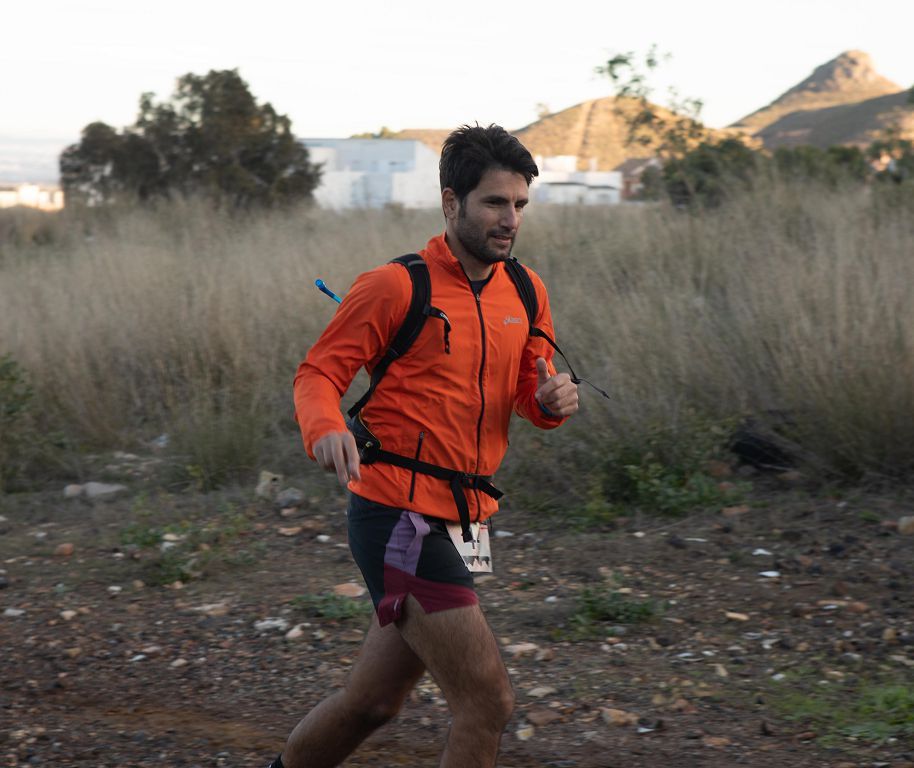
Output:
[439,124,539,201]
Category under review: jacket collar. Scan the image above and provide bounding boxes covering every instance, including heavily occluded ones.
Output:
[423,232,504,282]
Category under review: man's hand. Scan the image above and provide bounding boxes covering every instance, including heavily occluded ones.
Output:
[313,430,362,486]
[535,357,579,418]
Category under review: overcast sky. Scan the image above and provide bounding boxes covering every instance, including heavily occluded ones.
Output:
[3,0,913,181]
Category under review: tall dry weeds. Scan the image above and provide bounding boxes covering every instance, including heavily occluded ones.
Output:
[1,182,912,491]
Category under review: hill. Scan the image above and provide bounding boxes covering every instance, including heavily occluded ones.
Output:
[732,51,914,148]
[511,97,664,171]
[385,51,914,160]
[392,98,727,171]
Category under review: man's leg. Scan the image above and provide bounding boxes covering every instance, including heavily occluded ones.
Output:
[396,596,515,768]
[280,613,426,768]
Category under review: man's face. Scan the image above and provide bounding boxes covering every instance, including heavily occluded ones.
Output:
[447,168,529,265]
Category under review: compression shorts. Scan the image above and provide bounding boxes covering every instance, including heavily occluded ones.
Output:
[347,493,478,626]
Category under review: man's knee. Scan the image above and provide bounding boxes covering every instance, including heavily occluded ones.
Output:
[454,679,515,732]
[492,682,516,727]
[495,683,515,728]
[345,690,406,730]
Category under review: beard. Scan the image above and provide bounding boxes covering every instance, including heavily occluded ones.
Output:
[454,209,515,264]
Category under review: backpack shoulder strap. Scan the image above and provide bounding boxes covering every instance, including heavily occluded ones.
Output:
[347,254,430,418]
[503,256,589,389]
[503,257,538,328]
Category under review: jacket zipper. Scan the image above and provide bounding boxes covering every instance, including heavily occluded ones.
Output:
[472,290,487,521]
[408,430,425,502]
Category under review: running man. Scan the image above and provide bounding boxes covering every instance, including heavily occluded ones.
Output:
[271,124,579,768]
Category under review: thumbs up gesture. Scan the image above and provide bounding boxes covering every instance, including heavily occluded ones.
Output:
[534,357,579,418]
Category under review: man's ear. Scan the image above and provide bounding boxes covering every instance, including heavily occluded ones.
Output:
[442,187,459,222]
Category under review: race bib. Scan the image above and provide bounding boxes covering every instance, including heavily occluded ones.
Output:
[446,521,493,573]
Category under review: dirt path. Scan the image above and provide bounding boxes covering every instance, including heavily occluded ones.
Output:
[1,480,912,767]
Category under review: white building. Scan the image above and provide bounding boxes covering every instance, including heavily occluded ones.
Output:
[0,183,64,211]
[300,139,622,209]
[530,156,622,205]
[302,138,441,209]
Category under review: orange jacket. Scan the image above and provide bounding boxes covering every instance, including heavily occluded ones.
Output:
[293,233,566,523]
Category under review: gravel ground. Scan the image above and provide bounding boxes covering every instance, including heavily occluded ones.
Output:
[1,473,912,767]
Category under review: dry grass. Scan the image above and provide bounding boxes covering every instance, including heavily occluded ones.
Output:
[2,181,913,492]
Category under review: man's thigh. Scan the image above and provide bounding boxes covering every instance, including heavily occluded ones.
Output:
[346,613,426,704]
[395,596,510,708]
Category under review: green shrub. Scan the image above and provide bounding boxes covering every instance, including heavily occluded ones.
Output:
[599,412,742,516]
[293,592,372,621]
[0,355,41,492]
[558,584,659,640]
[119,503,253,585]
[773,676,914,746]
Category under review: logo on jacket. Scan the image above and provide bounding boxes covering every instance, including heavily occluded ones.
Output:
[504,315,522,325]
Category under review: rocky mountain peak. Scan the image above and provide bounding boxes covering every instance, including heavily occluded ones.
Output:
[731,50,904,134]
[796,50,899,95]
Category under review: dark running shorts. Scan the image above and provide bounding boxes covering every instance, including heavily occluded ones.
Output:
[347,493,478,626]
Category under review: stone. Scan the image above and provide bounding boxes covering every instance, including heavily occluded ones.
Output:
[527,708,562,727]
[285,624,307,640]
[255,471,283,500]
[505,642,539,658]
[721,505,750,518]
[333,582,366,598]
[194,602,230,617]
[898,516,914,535]
[515,724,535,741]
[277,526,303,537]
[671,698,697,714]
[527,686,557,698]
[60,610,77,621]
[275,487,306,508]
[602,707,638,726]
[63,484,84,499]
[254,617,290,633]
[725,612,750,622]
[84,482,128,500]
[3,608,25,618]
[54,543,75,557]
[702,735,732,747]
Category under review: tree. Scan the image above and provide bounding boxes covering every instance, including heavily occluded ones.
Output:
[60,69,321,207]
[868,131,914,184]
[662,138,763,208]
[596,47,761,206]
[773,145,869,187]
[595,46,712,161]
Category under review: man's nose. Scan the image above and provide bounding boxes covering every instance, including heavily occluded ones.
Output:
[500,206,519,229]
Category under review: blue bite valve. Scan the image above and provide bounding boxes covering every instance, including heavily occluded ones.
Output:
[315,279,343,304]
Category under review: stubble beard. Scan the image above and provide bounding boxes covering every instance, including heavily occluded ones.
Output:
[455,209,514,265]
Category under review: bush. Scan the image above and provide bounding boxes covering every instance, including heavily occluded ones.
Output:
[0,355,43,492]
[599,412,741,516]
[165,391,270,492]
